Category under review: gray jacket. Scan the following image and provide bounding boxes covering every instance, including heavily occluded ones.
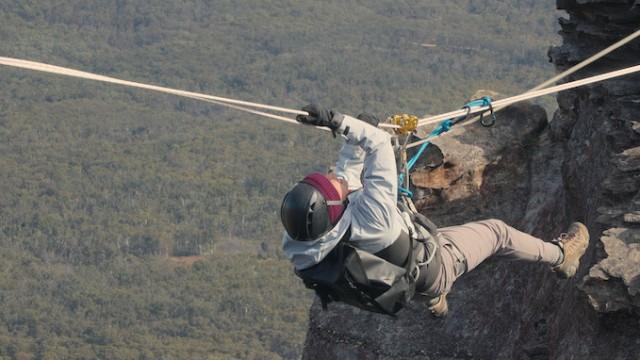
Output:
[282,114,410,270]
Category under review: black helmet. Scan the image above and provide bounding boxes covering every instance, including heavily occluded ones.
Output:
[281,173,345,241]
[281,182,331,241]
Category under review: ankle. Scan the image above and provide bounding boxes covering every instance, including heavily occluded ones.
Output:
[553,243,565,266]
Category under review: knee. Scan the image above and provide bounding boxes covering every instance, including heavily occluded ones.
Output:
[484,218,507,229]
[483,218,509,238]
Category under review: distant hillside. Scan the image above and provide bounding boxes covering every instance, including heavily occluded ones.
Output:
[0,1,560,358]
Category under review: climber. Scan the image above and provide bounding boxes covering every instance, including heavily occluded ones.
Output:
[280,104,590,317]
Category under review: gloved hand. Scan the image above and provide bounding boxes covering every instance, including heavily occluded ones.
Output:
[356,112,380,127]
[296,104,343,131]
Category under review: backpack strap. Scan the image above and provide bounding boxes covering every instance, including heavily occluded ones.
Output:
[345,235,416,317]
[397,195,439,238]
[412,212,439,238]
[374,230,411,267]
[297,227,352,309]
[396,195,443,292]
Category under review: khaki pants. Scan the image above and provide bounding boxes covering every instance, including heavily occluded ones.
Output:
[419,219,563,297]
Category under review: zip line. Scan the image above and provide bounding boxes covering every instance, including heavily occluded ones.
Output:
[397,62,640,178]
[451,29,640,130]
[2,55,638,135]
[405,28,640,148]
[419,28,640,127]
[0,56,396,131]
[416,64,640,128]
[0,28,638,142]
[0,57,306,116]
[531,29,640,93]
[395,26,639,195]
[405,61,640,148]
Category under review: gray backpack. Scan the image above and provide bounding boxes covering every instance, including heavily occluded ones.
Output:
[296,212,440,316]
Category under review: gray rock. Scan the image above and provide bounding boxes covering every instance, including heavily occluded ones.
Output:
[624,212,640,224]
[615,147,640,172]
[580,228,640,313]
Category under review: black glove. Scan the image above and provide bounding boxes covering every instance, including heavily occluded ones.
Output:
[296,103,343,131]
[356,112,380,127]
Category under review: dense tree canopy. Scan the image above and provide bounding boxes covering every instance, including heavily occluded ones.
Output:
[0,1,560,358]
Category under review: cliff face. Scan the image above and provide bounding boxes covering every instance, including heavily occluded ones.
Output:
[302,1,640,359]
[550,0,640,318]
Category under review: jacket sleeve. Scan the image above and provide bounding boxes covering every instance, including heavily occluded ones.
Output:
[334,114,402,248]
[334,142,365,191]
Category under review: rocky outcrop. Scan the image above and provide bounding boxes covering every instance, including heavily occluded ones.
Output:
[550,0,640,317]
[303,1,640,359]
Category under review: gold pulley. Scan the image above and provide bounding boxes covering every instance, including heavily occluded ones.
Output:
[388,113,418,135]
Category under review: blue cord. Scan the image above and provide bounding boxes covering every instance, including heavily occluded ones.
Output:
[398,97,493,198]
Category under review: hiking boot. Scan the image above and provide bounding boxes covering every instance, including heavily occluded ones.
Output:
[428,293,448,317]
[552,222,589,279]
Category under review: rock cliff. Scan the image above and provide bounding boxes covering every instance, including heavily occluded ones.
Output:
[302,1,640,359]
[550,0,640,319]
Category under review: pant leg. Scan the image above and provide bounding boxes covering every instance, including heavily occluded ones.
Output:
[440,219,563,274]
[418,233,468,297]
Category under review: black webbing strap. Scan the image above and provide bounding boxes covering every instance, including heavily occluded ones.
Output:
[374,230,411,267]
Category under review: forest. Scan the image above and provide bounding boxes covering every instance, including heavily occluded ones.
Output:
[0,1,560,358]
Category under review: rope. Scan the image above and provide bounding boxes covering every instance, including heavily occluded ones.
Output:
[0,56,399,131]
[402,49,640,186]
[200,98,328,130]
[407,63,640,150]
[397,95,497,195]
[453,28,640,129]
[417,63,640,128]
[531,28,640,92]
[398,119,453,197]
[189,95,398,130]
[3,30,640,133]
[0,57,306,115]
[407,28,640,141]
[2,30,639,132]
